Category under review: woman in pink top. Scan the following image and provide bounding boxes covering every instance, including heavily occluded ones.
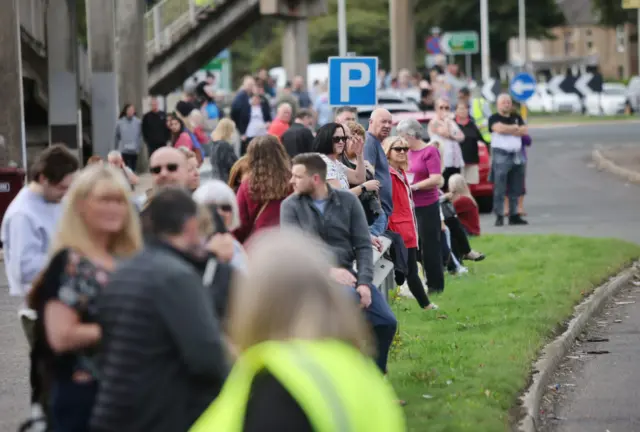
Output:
[168,115,194,151]
[396,118,445,294]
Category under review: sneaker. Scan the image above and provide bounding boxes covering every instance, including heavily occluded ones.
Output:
[495,215,504,226]
[425,303,439,310]
[509,215,529,225]
[456,266,469,275]
[465,250,485,261]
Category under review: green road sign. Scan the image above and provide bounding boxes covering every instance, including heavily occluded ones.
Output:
[439,31,479,55]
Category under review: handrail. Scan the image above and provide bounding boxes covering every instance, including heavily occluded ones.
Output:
[145,0,213,59]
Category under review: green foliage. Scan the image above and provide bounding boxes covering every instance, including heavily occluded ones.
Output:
[231,0,565,82]
[592,0,637,26]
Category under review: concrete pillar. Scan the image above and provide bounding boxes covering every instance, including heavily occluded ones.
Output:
[0,0,26,168]
[87,0,118,158]
[282,20,309,85]
[47,0,79,155]
[116,0,148,170]
[389,0,416,76]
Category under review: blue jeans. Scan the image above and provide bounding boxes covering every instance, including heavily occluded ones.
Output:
[50,378,97,432]
[491,148,525,217]
[348,284,398,374]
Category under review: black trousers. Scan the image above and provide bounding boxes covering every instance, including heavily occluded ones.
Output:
[444,216,472,261]
[406,247,431,308]
[122,153,138,171]
[415,201,445,293]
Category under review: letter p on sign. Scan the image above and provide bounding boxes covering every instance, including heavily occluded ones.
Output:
[328,56,378,106]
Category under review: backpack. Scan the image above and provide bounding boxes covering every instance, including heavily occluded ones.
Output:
[186,130,205,165]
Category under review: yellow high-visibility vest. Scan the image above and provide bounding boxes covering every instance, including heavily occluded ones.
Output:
[190,340,407,432]
[472,98,492,143]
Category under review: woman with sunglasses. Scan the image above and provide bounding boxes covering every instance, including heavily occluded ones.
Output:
[397,118,445,294]
[427,98,465,191]
[382,136,437,310]
[312,123,366,191]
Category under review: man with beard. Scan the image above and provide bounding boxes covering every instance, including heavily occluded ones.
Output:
[136,146,189,210]
[364,108,394,224]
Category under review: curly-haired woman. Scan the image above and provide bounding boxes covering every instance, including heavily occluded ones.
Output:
[233,135,291,244]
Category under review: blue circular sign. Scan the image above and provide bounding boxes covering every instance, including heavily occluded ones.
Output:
[426,36,441,55]
[509,72,537,102]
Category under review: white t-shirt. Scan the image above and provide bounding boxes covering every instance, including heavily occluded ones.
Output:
[320,154,349,190]
[246,105,267,138]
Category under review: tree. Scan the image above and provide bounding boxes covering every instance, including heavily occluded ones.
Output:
[591,0,637,26]
[230,0,566,82]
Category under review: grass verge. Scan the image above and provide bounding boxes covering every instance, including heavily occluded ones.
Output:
[387,234,640,432]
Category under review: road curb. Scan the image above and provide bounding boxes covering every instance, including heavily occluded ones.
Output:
[529,119,640,129]
[592,148,640,184]
[516,263,639,432]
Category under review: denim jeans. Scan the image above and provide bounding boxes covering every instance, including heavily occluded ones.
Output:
[50,379,98,432]
[491,148,525,217]
[347,284,397,374]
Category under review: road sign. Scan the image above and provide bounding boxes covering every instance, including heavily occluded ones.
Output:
[509,72,537,102]
[328,56,378,106]
[547,75,565,95]
[439,31,479,55]
[481,78,501,103]
[622,0,640,9]
[425,36,441,54]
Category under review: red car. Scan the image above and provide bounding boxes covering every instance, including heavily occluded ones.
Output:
[391,111,494,213]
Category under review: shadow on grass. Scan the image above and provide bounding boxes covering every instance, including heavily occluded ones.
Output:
[387,234,640,432]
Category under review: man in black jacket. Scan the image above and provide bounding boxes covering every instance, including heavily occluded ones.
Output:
[280,109,314,158]
[92,188,229,432]
[141,97,170,156]
[281,153,397,375]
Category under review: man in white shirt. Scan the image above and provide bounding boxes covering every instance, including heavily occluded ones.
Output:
[487,94,528,227]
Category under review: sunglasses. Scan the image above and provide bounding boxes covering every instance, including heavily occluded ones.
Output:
[438,105,450,111]
[150,163,179,174]
[217,204,233,213]
[332,136,348,143]
[392,147,409,153]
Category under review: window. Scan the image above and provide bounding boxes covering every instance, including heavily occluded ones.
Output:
[563,31,573,56]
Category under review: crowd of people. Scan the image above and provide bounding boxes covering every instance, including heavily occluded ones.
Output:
[1,61,537,431]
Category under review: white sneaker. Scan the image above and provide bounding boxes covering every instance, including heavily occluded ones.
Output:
[456,266,469,275]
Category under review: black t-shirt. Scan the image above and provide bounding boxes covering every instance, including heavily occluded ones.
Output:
[244,372,313,432]
[487,113,524,132]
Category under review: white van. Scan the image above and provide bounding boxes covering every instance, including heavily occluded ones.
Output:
[269,63,329,89]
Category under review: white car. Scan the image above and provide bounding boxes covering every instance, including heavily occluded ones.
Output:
[526,84,554,113]
[584,83,627,116]
[356,91,419,127]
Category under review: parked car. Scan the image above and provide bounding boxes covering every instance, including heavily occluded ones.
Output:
[584,83,628,116]
[356,91,420,127]
[391,112,494,213]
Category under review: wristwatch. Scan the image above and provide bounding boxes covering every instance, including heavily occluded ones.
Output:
[360,185,367,194]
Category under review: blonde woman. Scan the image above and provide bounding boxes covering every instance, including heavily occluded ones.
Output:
[190,228,406,432]
[178,147,201,193]
[210,118,239,183]
[448,173,481,236]
[27,164,142,431]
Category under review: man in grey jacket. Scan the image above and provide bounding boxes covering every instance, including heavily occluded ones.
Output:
[92,188,229,432]
[281,153,397,374]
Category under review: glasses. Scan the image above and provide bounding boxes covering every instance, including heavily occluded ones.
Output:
[150,163,179,174]
[392,147,409,153]
[332,136,348,143]
[217,204,233,213]
[438,105,450,111]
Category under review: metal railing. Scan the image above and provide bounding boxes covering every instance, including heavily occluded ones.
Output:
[145,0,214,59]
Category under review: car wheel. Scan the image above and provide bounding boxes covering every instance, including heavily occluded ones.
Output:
[476,195,494,214]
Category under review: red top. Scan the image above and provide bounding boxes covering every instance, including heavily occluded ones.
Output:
[174,132,193,151]
[193,126,208,145]
[267,119,290,138]
[387,167,418,249]
[233,179,288,244]
[453,195,480,236]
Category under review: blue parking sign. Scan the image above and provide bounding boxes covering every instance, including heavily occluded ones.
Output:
[328,57,378,106]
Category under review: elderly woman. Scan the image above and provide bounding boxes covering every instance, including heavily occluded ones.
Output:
[427,97,465,191]
[396,118,445,294]
[193,180,247,272]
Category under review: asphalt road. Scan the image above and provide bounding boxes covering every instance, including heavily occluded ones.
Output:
[0,122,638,430]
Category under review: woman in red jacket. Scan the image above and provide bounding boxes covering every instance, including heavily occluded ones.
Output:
[448,174,480,236]
[382,136,436,310]
[233,135,291,244]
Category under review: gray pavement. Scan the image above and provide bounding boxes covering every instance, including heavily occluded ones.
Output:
[0,123,639,429]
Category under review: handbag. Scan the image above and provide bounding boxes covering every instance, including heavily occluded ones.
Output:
[440,198,457,220]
